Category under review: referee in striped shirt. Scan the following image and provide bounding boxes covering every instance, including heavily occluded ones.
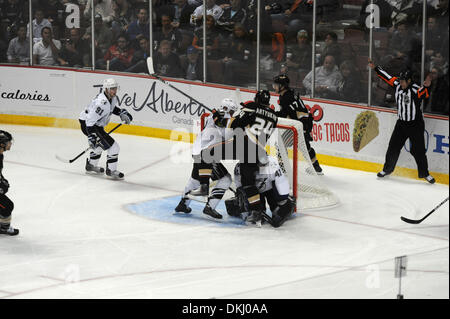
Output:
[368,59,435,184]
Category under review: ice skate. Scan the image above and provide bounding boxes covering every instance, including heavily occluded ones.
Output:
[0,226,19,236]
[313,161,324,175]
[424,175,435,184]
[245,210,262,228]
[85,159,104,174]
[175,198,192,214]
[106,168,124,180]
[203,204,222,219]
[377,171,390,178]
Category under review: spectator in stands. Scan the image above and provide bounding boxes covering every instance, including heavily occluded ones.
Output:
[1,0,27,41]
[57,28,89,67]
[434,0,449,27]
[6,24,29,63]
[32,26,61,66]
[302,54,343,98]
[190,0,224,27]
[217,0,247,36]
[27,9,52,43]
[264,0,312,38]
[388,0,422,28]
[154,14,183,53]
[222,22,253,85]
[424,66,449,115]
[111,0,135,41]
[191,15,221,59]
[100,33,135,71]
[285,29,312,72]
[245,0,273,39]
[152,39,183,77]
[40,0,65,35]
[84,0,114,25]
[160,0,196,32]
[181,45,203,80]
[126,7,150,50]
[321,31,341,66]
[124,36,151,73]
[82,13,113,66]
[425,16,446,68]
[335,60,363,103]
[387,21,421,67]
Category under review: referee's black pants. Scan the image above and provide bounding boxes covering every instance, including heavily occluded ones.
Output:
[383,119,429,178]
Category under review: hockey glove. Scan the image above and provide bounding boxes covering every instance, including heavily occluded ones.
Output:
[119,109,133,124]
[0,177,9,195]
[87,133,98,149]
[212,109,226,127]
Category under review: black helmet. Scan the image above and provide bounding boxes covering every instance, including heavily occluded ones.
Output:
[398,70,413,81]
[273,74,290,89]
[0,130,12,148]
[254,90,271,105]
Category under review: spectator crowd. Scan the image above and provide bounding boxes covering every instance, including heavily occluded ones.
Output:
[0,0,448,115]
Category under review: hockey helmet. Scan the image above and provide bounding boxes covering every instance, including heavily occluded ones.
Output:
[398,70,413,81]
[273,74,290,90]
[0,130,13,148]
[254,90,271,105]
[102,78,119,90]
[219,98,237,116]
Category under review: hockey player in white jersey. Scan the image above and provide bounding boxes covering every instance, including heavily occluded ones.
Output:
[227,156,295,227]
[79,78,133,179]
[174,98,237,219]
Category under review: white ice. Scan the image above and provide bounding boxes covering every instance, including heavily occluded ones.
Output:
[0,124,448,299]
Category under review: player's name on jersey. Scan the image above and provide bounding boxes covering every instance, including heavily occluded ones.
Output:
[1,89,51,102]
[255,108,277,121]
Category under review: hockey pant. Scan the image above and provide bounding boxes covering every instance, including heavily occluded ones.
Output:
[80,120,120,171]
[0,194,14,230]
[183,162,231,209]
[383,119,429,178]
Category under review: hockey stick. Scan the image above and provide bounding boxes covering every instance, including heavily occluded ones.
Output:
[146,57,212,112]
[400,197,449,224]
[55,123,123,163]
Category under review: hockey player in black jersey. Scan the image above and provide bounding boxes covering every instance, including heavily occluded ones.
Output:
[272,74,323,174]
[215,90,278,226]
[0,130,19,236]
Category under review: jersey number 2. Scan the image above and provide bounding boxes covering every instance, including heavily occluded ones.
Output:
[249,118,274,136]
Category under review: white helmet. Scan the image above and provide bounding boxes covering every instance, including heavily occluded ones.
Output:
[102,78,119,90]
[219,98,237,115]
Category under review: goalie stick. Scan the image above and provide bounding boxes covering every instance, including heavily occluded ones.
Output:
[146,57,212,112]
[400,197,449,224]
[55,123,122,163]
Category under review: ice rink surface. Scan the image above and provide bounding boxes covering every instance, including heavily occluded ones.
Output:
[0,124,448,299]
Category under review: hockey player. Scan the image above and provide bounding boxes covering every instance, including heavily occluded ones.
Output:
[272,74,323,175]
[368,60,435,183]
[79,78,133,179]
[0,130,19,236]
[228,156,295,228]
[214,90,278,225]
[174,98,237,219]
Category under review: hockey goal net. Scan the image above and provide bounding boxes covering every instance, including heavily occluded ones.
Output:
[200,114,339,211]
[271,117,339,210]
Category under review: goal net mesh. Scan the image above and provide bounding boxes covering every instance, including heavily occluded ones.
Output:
[269,117,339,211]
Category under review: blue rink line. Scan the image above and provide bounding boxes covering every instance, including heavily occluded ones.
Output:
[125,196,248,228]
